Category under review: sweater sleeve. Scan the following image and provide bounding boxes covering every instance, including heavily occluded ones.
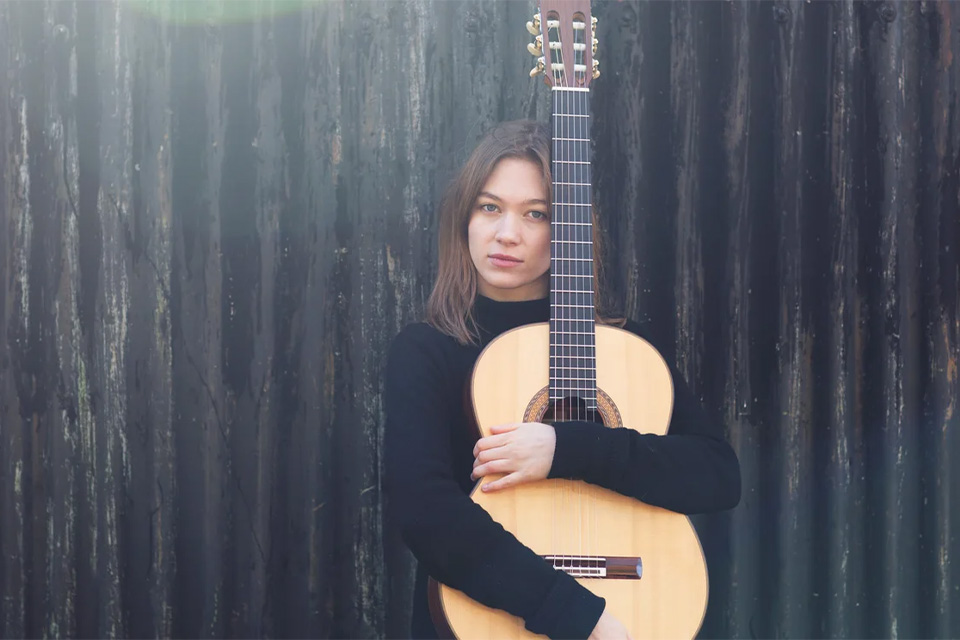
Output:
[384,325,605,639]
[548,327,741,515]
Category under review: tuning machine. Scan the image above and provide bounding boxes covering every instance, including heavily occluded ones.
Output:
[526,13,541,36]
[527,35,543,57]
[591,16,599,72]
[530,56,546,77]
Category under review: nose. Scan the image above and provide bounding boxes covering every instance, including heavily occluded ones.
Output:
[494,212,521,245]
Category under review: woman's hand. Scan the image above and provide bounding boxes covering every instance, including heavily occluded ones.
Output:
[589,608,632,640]
[471,422,556,492]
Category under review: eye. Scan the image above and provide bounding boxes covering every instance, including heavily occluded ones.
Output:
[529,210,549,221]
[478,203,499,213]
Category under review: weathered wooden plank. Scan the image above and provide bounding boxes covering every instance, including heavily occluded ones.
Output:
[0,2,28,637]
[824,2,866,637]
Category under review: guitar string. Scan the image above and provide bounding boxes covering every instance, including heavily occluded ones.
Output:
[552,87,559,570]
[577,85,596,555]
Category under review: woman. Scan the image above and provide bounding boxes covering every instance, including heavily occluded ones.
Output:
[384,120,740,639]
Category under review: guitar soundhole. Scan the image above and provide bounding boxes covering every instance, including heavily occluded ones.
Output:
[524,387,623,428]
[542,397,605,426]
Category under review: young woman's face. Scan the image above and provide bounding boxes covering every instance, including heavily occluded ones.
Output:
[468,157,552,301]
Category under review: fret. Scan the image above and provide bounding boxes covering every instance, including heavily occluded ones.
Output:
[552,86,590,93]
[553,137,590,142]
[554,167,591,184]
[550,330,595,335]
[549,375,598,381]
[552,222,592,227]
[552,303,595,309]
[552,203,591,207]
[554,160,590,165]
[551,272,593,277]
[554,113,590,118]
[552,288,595,293]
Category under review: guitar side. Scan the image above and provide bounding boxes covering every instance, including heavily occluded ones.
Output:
[433,323,709,639]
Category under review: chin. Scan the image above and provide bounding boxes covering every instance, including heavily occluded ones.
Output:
[483,274,526,290]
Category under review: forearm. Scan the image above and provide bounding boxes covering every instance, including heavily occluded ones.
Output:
[548,420,741,513]
[387,467,604,637]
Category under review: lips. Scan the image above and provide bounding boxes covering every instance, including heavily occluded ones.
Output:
[489,254,522,268]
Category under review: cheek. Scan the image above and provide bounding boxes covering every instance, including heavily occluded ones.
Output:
[467,217,485,262]
[534,227,552,269]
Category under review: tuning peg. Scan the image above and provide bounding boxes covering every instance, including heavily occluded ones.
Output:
[527,35,543,56]
[592,38,598,55]
[530,56,545,77]
[526,13,541,36]
[592,59,600,78]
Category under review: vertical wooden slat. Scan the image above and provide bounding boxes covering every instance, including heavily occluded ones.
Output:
[717,2,760,637]
[917,2,960,637]
[123,2,176,637]
[868,3,923,635]
[824,2,866,637]
[168,1,226,635]
[0,3,28,637]
[770,3,813,636]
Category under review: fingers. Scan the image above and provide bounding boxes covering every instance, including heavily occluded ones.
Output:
[480,472,522,492]
[471,456,512,481]
[473,430,513,457]
[489,422,520,435]
[473,443,511,465]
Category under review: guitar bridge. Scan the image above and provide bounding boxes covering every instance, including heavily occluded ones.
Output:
[542,555,643,579]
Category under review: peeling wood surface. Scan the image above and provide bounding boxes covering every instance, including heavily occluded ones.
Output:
[1,1,958,637]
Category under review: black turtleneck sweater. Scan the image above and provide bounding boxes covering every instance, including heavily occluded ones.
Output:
[384,296,740,639]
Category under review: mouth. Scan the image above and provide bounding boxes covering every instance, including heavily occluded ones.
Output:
[488,254,523,268]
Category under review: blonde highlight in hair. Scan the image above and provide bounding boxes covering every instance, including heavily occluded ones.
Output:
[426,120,622,345]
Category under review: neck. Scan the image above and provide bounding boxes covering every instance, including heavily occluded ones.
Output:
[549,86,597,409]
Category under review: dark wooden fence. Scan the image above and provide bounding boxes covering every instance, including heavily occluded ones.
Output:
[1,0,957,637]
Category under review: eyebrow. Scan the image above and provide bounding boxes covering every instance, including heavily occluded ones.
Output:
[477,191,548,206]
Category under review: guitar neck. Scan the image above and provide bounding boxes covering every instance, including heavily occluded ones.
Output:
[549,86,597,407]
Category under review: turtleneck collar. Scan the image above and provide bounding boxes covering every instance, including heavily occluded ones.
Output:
[473,294,549,343]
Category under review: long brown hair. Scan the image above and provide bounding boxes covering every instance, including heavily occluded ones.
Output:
[426,120,621,345]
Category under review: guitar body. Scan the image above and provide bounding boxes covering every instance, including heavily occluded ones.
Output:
[433,323,708,639]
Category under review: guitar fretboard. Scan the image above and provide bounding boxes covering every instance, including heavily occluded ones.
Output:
[550,87,596,409]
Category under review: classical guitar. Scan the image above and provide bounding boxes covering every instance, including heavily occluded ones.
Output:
[430,2,708,637]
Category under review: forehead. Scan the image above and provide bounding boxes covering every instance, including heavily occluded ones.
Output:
[481,157,548,199]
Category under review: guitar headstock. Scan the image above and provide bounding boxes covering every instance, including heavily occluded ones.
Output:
[527,1,598,88]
